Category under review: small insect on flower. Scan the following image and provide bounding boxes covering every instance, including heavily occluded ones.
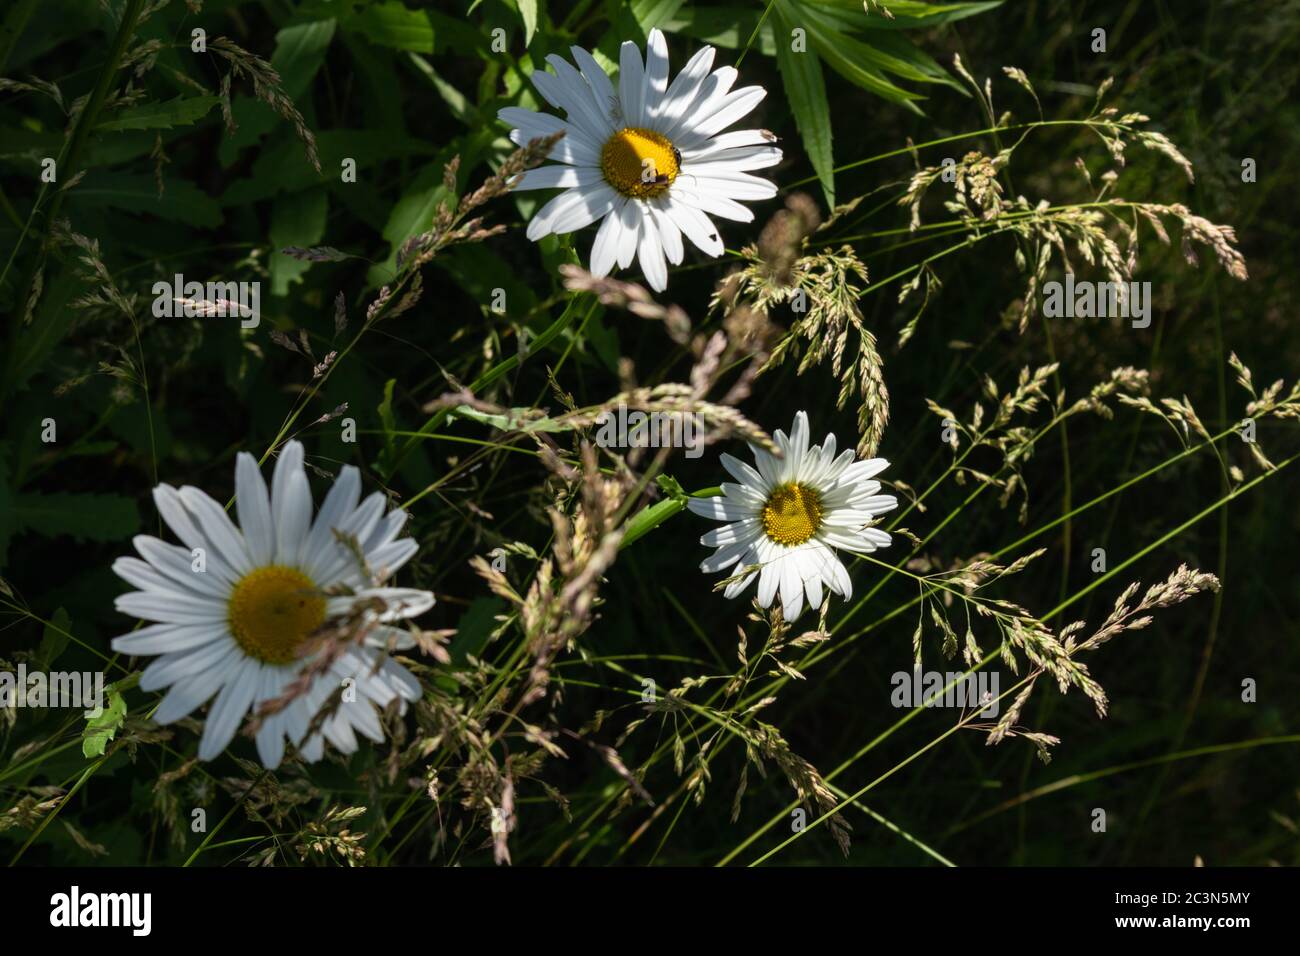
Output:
[110,440,434,768]
[688,411,899,621]
[498,28,782,292]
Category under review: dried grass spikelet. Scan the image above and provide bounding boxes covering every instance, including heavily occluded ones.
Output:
[975,564,1220,761]
[555,265,778,457]
[723,201,891,456]
[210,37,320,172]
[891,65,1248,337]
[400,131,565,273]
[756,192,821,286]
[559,264,692,344]
[562,383,775,454]
[471,442,625,711]
[361,133,564,329]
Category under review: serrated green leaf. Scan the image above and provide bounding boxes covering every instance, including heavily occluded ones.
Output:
[82,688,126,758]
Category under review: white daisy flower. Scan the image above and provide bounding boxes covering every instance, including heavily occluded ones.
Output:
[688,411,898,621]
[111,441,432,769]
[499,27,782,292]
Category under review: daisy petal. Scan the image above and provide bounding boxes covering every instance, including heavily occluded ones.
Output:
[235,452,274,565]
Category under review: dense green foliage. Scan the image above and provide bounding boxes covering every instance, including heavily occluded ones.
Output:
[1,0,1297,867]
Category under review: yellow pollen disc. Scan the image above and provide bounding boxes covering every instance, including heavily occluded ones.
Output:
[227,566,326,665]
[761,483,824,546]
[601,127,679,198]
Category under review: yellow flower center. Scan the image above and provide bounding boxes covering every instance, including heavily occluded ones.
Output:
[600,127,679,198]
[227,566,326,665]
[761,483,824,546]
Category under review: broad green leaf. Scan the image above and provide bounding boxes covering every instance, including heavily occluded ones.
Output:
[346,1,435,52]
[406,53,478,126]
[96,95,220,132]
[10,491,141,544]
[269,188,329,295]
[595,0,686,68]
[72,171,222,227]
[434,244,537,316]
[451,597,506,666]
[774,0,835,206]
[0,125,62,157]
[631,0,686,30]
[273,19,339,99]
[221,130,435,205]
[664,8,777,53]
[367,140,499,284]
[4,268,80,403]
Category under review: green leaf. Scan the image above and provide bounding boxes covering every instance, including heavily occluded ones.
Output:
[515,0,539,47]
[10,491,141,544]
[595,0,686,67]
[451,597,506,666]
[774,1,835,206]
[221,129,435,205]
[664,8,776,53]
[655,474,687,501]
[82,688,127,759]
[272,19,339,99]
[797,7,926,110]
[620,487,721,550]
[406,53,477,126]
[72,171,222,227]
[347,1,435,52]
[4,269,81,403]
[809,0,1004,31]
[434,244,537,316]
[38,607,71,671]
[802,4,958,90]
[448,405,568,433]
[96,95,221,132]
[367,159,455,283]
[376,378,398,473]
[268,188,329,295]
